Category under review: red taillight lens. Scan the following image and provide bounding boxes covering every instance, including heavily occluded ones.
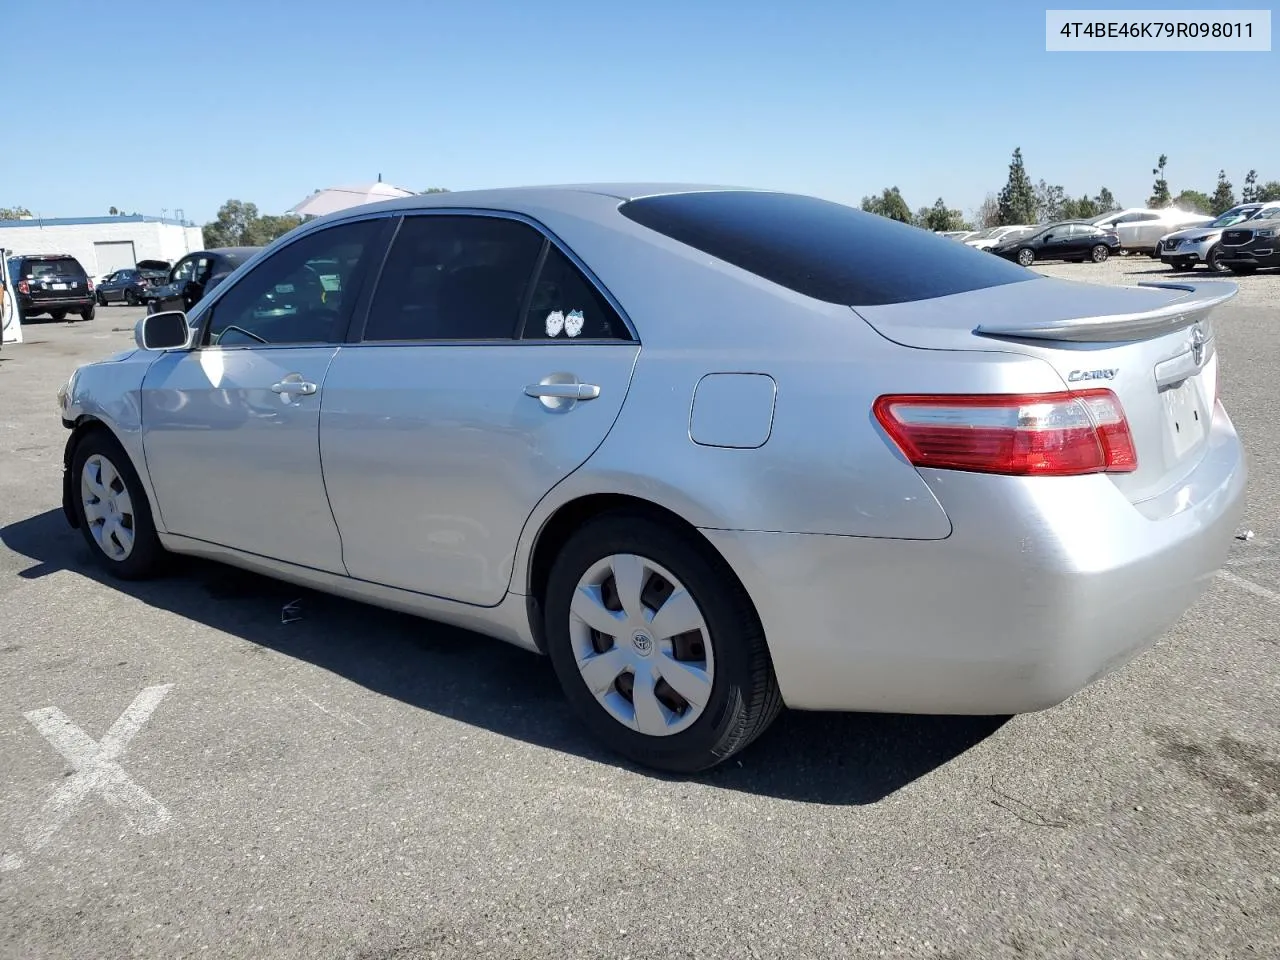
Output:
[873,389,1138,476]
[87,278,94,291]
[18,280,29,295]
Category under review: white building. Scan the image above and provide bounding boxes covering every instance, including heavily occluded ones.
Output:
[0,214,205,277]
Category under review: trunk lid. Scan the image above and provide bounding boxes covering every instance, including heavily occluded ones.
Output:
[852,276,1235,505]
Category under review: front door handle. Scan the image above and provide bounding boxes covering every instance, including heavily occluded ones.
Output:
[524,382,601,401]
[271,378,318,396]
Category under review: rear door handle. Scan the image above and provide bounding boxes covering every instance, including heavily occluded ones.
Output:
[524,382,600,400]
[271,378,318,396]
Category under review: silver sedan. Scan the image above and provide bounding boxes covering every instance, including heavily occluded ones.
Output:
[56,185,1247,772]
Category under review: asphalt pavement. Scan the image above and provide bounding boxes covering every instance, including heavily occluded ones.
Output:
[1,261,1277,959]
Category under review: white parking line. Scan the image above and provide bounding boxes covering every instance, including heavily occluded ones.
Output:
[1216,569,1280,606]
[1,684,174,873]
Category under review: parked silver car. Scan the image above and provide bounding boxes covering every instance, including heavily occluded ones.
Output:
[56,185,1247,772]
[1160,202,1280,272]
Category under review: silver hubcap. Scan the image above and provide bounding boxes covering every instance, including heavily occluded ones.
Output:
[1019,250,1033,265]
[569,553,714,737]
[80,454,135,561]
[1093,246,1106,261]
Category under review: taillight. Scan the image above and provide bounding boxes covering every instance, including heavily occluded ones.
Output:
[873,389,1138,476]
[87,278,94,291]
[18,280,29,295]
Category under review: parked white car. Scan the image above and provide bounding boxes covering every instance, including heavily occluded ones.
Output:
[1090,208,1159,232]
[964,225,1032,250]
[1115,208,1213,255]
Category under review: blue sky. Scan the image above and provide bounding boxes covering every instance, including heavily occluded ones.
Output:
[6,0,1275,223]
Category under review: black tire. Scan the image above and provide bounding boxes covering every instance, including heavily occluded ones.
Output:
[1016,248,1035,267]
[70,429,165,580]
[49,310,68,321]
[544,512,782,773]
[1227,264,1257,275]
[1090,244,1110,263]
[80,305,95,321]
[125,288,138,305]
[1206,245,1230,274]
[96,292,107,306]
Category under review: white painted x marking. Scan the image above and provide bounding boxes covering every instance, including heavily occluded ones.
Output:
[2,684,174,872]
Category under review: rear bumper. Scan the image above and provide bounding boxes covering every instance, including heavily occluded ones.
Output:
[702,402,1247,714]
[21,296,94,313]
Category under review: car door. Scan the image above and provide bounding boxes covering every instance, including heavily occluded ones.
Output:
[319,213,641,605]
[1036,226,1066,259]
[1059,224,1089,257]
[157,256,198,311]
[140,217,389,572]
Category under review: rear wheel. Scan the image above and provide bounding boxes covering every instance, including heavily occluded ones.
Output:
[80,305,95,321]
[1090,244,1110,263]
[125,288,139,305]
[96,292,107,306]
[1016,248,1035,267]
[49,310,68,321]
[544,512,782,773]
[71,429,165,579]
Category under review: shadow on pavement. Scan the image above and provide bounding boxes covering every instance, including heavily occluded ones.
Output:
[2,508,1008,805]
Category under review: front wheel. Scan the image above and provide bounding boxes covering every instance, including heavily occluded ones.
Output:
[1090,244,1110,263]
[71,430,164,579]
[96,292,107,306]
[125,289,139,305]
[1016,248,1035,267]
[1206,245,1230,273]
[544,512,782,773]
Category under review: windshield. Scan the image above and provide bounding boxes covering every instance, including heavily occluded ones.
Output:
[1210,207,1256,227]
[24,257,86,279]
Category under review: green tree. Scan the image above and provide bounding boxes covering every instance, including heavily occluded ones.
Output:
[1172,190,1213,215]
[1094,187,1117,212]
[996,148,1036,225]
[202,199,303,248]
[1255,180,1280,202]
[1060,195,1099,220]
[108,206,119,216]
[860,186,913,223]
[1210,170,1236,215]
[0,205,32,219]
[920,197,967,231]
[1241,169,1258,203]
[1148,154,1171,207]
[974,193,1000,228]
[1033,180,1066,222]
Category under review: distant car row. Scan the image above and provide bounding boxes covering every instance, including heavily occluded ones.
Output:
[940,202,1280,274]
[7,247,262,321]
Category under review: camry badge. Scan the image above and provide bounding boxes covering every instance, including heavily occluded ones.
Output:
[1067,368,1118,382]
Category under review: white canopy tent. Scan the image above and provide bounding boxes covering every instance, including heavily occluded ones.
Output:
[290,178,416,218]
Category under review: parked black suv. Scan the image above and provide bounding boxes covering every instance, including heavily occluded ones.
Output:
[12,254,96,320]
[1218,216,1280,274]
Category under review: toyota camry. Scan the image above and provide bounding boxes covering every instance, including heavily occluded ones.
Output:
[55,184,1247,772]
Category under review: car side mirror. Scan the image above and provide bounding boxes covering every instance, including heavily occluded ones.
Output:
[135,311,193,351]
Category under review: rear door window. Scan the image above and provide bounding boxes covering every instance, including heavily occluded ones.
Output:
[520,244,630,341]
[618,191,1035,306]
[361,215,544,341]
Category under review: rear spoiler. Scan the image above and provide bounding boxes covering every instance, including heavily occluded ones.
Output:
[973,281,1237,343]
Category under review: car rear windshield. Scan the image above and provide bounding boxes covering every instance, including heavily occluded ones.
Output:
[23,257,87,279]
[617,191,1036,306]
